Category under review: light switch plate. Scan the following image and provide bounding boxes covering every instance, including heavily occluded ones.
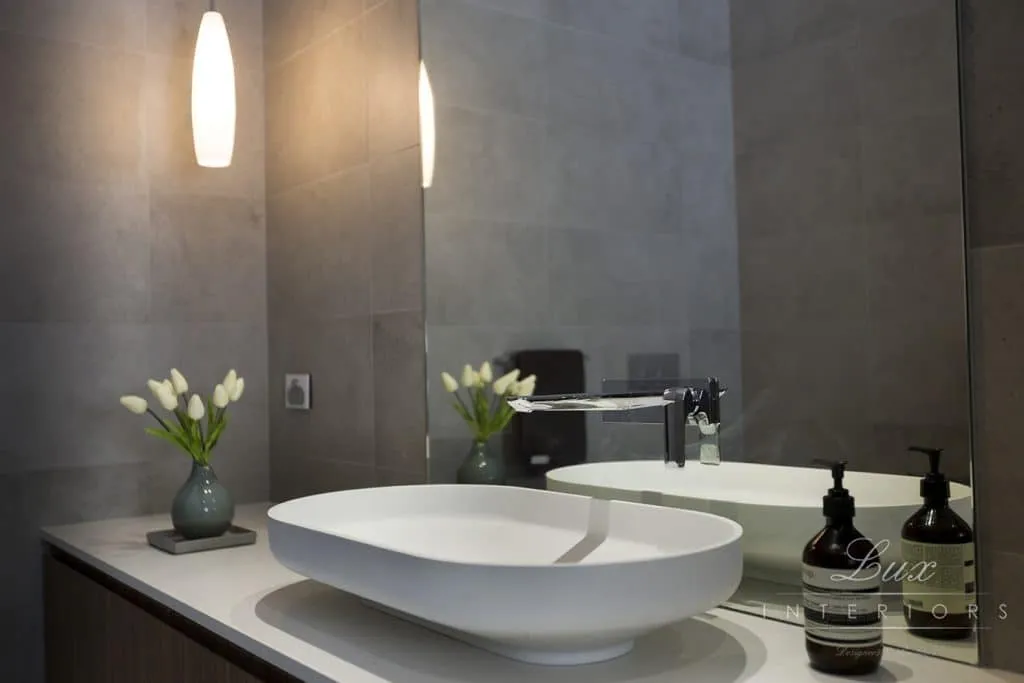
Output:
[285,373,311,410]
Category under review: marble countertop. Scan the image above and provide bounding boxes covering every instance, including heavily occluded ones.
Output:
[41,503,1024,683]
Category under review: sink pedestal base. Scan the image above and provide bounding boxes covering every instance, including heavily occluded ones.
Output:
[363,599,636,666]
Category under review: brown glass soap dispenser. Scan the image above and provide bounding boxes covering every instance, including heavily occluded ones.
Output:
[901,446,976,640]
[803,460,883,675]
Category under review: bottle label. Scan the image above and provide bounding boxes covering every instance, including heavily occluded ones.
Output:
[802,563,882,647]
[901,541,976,616]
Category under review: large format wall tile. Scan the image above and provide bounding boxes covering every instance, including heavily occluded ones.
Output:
[729,0,859,65]
[425,104,547,224]
[544,129,683,234]
[271,456,376,501]
[263,0,363,66]
[978,551,1024,671]
[421,0,546,119]
[0,176,150,323]
[971,245,1024,556]
[269,317,375,467]
[426,218,547,327]
[731,33,859,153]
[866,211,966,325]
[366,0,420,155]
[859,112,963,221]
[677,0,731,65]
[734,123,862,242]
[0,0,146,51]
[150,193,266,323]
[961,0,1024,249]
[545,0,680,54]
[0,323,151,474]
[265,18,367,192]
[854,2,958,124]
[0,31,143,184]
[373,312,427,474]
[267,167,372,322]
[370,146,424,314]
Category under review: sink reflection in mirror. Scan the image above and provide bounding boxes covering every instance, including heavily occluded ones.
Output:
[420,0,976,670]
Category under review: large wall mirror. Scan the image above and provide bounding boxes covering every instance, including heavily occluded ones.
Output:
[420,0,975,665]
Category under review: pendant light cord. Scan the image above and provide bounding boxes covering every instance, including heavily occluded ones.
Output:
[209,0,216,10]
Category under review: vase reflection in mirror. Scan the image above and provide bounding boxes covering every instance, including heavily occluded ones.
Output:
[441,362,537,486]
[456,439,506,485]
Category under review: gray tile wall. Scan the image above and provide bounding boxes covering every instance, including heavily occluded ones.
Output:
[0,1,268,680]
[730,0,972,484]
[962,0,1024,671]
[263,0,426,500]
[420,0,742,481]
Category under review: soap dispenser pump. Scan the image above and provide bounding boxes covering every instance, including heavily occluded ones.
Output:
[803,460,883,675]
[901,446,975,640]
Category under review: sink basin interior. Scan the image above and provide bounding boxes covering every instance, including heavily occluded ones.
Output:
[271,484,741,566]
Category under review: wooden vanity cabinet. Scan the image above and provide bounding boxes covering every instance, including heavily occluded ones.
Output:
[43,546,301,683]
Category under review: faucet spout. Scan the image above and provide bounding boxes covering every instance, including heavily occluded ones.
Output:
[508,377,726,467]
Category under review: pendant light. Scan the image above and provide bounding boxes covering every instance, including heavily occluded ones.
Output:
[419,61,435,189]
[191,1,236,168]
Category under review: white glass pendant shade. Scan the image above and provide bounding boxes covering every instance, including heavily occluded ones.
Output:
[192,11,236,168]
[419,61,435,189]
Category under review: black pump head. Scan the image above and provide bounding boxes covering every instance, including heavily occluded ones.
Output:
[908,446,943,474]
[908,446,950,504]
[813,458,855,520]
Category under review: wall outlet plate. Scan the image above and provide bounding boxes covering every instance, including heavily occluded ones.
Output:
[285,373,311,410]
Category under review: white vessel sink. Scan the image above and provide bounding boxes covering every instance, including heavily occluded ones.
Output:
[266,484,742,665]
[547,461,973,585]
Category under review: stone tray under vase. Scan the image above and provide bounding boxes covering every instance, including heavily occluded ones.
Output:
[147,525,257,555]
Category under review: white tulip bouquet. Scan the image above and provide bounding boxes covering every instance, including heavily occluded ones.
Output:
[441,362,537,444]
[119,368,245,466]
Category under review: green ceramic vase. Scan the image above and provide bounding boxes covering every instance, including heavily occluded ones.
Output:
[456,440,506,485]
[171,461,234,539]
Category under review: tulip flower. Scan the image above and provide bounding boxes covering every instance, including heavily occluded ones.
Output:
[441,372,459,393]
[513,374,537,397]
[223,369,238,396]
[123,367,243,468]
[438,362,540,449]
[187,394,206,420]
[148,379,179,412]
[479,361,493,383]
[169,368,188,395]
[492,369,520,395]
[119,395,148,415]
[230,377,245,402]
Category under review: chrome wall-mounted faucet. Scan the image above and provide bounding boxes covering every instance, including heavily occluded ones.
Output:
[507,377,725,467]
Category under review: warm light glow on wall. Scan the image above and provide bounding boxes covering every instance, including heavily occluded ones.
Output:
[419,61,436,189]
[192,9,236,168]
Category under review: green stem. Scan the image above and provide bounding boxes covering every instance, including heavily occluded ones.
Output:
[146,409,173,433]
